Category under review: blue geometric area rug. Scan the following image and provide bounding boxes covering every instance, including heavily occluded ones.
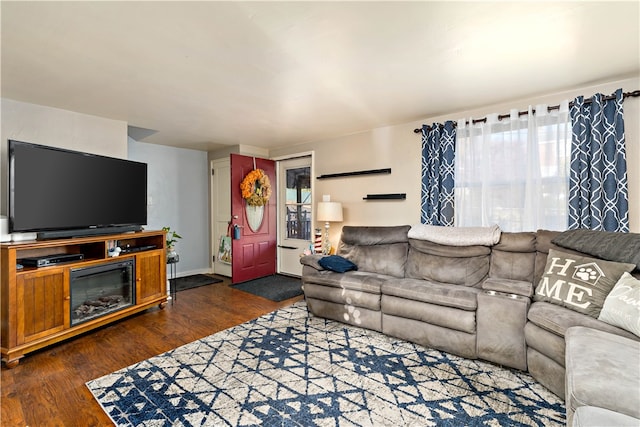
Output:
[86,302,565,426]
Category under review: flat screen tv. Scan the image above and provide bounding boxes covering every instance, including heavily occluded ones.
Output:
[8,140,147,239]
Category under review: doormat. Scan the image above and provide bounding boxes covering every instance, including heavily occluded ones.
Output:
[171,274,223,292]
[231,274,302,302]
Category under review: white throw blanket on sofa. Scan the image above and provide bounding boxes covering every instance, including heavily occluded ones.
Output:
[408,224,502,246]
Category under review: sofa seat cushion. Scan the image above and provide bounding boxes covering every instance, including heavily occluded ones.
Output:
[527,302,639,341]
[526,346,566,398]
[383,313,477,359]
[565,327,640,422]
[303,270,392,294]
[382,278,480,311]
[382,295,476,334]
[525,322,567,367]
[304,283,382,311]
[572,406,640,427]
[306,297,382,331]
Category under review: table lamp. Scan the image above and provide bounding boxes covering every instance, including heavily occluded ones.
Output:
[317,201,343,255]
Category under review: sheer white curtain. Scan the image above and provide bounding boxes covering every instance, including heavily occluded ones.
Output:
[454,101,571,232]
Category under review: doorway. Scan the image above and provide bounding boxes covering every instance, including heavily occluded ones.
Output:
[278,156,312,276]
[230,154,276,283]
[210,157,232,277]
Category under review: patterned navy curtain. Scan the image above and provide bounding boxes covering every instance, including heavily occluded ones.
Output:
[420,121,456,225]
[568,88,629,232]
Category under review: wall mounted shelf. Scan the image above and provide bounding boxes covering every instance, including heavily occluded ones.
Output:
[317,168,391,180]
[363,193,406,200]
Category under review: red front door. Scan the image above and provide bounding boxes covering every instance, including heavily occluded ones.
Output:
[230,154,276,283]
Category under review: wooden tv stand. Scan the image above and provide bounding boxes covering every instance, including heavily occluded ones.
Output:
[1,230,167,368]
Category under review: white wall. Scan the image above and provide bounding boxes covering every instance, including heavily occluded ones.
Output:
[1,97,128,215]
[0,98,212,278]
[271,125,421,246]
[128,138,210,277]
[271,76,640,238]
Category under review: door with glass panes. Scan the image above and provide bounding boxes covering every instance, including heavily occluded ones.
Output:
[278,156,312,276]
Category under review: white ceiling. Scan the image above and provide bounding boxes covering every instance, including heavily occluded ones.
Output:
[2,1,639,152]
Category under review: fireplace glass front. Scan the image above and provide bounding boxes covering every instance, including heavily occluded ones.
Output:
[70,259,135,326]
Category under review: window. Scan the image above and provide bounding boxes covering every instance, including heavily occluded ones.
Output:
[454,104,571,232]
[284,167,312,240]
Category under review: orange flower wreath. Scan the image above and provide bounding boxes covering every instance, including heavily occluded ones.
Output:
[240,169,272,206]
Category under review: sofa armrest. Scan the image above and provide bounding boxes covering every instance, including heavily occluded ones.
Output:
[482,278,533,298]
[300,254,325,271]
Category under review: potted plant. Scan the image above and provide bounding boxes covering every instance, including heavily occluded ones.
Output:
[162,226,182,258]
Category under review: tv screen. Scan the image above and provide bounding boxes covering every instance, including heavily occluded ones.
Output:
[8,140,147,235]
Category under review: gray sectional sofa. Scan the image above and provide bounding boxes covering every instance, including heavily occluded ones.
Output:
[300,225,640,425]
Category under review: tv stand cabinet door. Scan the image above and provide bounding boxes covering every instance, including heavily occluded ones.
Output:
[16,268,69,345]
[136,251,166,304]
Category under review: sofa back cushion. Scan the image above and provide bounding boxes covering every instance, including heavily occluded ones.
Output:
[552,229,640,270]
[406,239,490,287]
[337,225,410,278]
[534,229,581,285]
[534,229,640,284]
[490,232,537,282]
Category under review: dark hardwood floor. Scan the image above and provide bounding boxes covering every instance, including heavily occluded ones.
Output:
[1,275,303,427]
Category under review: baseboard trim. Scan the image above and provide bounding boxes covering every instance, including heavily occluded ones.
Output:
[173,267,214,279]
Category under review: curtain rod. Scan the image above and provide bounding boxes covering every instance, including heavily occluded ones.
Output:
[413,90,640,133]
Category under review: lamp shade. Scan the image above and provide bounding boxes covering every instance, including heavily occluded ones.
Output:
[317,202,343,222]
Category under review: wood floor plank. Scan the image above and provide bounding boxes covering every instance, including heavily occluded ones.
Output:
[1,276,303,427]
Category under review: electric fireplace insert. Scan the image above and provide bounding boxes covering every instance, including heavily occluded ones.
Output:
[70,259,135,326]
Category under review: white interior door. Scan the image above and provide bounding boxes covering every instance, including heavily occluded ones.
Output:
[278,156,312,276]
[211,157,232,277]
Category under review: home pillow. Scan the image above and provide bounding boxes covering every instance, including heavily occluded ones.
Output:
[534,249,635,318]
[318,255,358,273]
[598,272,640,337]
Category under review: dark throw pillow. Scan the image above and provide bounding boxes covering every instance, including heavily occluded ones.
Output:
[318,255,358,273]
[534,249,635,318]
